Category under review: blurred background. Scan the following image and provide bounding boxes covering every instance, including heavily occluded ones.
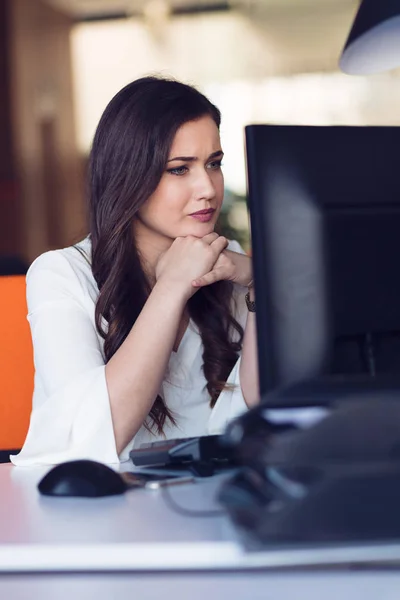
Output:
[1,0,400,264]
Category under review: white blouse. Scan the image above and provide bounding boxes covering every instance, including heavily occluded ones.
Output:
[11,237,249,466]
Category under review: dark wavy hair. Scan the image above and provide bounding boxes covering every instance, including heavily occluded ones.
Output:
[88,76,244,434]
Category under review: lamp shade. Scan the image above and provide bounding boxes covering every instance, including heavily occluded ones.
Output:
[340,0,400,75]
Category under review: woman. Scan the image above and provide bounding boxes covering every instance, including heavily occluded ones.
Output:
[11,76,259,466]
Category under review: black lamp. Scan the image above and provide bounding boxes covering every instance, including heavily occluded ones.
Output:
[340,0,400,75]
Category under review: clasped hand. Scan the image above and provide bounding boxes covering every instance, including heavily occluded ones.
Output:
[156,233,252,300]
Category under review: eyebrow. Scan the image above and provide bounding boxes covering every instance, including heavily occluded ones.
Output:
[167,150,224,163]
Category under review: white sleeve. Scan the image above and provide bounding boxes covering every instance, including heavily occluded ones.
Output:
[10,251,119,466]
[226,239,247,256]
[207,238,250,434]
[207,356,248,435]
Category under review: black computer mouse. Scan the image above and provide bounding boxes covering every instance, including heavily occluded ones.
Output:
[38,459,128,498]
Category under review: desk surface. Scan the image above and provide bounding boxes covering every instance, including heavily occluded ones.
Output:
[3,572,400,600]
[2,463,400,575]
[1,463,241,572]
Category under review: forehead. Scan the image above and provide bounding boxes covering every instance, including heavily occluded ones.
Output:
[169,116,221,155]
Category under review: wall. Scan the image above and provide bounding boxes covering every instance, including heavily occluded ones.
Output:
[7,0,85,263]
[0,0,21,256]
[70,8,400,197]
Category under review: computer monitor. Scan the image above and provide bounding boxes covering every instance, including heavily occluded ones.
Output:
[245,125,400,398]
[221,125,400,555]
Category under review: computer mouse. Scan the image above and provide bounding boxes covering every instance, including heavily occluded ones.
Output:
[38,459,128,498]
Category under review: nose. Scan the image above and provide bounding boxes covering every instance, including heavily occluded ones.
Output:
[194,168,216,201]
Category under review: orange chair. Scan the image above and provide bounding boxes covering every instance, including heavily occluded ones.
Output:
[0,275,33,458]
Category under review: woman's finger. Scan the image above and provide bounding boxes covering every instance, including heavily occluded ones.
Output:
[210,236,228,253]
[201,233,219,245]
[192,267,226,288]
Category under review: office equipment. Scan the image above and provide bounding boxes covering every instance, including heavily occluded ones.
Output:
[220,124,400,548]
[122,471,195,489]
[220,397,400,547]
[227,396,400,471]
[245,124,400,397]
[38,459,127,497]
[38,459,195,498]
[219,460,400,546]
[130,434,235,476]
[340,0,400,75]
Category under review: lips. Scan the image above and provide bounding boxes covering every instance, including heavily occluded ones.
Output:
[190,209,215,216]
[189,208,216,223]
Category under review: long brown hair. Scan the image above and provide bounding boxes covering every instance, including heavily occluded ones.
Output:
[88,76,244,434]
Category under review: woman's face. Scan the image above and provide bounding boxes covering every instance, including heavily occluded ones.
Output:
[135,115,224,249]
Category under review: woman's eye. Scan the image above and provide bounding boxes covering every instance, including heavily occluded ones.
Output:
[207,160,223,170]
[167,165,188,176]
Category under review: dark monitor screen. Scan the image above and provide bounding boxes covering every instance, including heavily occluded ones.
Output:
[245,125,400,397]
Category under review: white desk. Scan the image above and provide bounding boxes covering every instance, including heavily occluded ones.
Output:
[2,572,400,600]
[2,463,400,598]
[0,463,245,572]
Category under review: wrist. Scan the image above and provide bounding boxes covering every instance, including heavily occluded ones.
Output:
[153,279,189,307]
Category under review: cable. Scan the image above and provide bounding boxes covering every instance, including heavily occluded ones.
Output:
[161,485,225,518]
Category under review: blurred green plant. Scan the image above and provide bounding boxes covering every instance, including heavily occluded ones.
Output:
[219,188,251,253]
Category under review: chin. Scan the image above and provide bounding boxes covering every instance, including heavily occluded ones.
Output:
[191,223,216,237]
[196,218,218,232]
[178,215,219,238]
